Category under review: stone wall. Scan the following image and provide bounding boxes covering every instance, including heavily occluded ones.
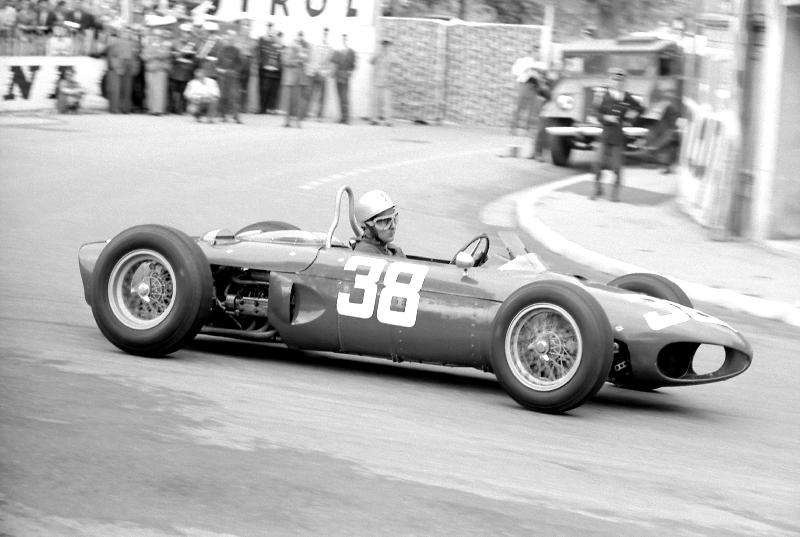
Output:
[380,18,544,127]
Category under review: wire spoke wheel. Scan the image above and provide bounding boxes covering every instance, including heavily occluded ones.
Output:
[108,249,176,330]
[505,304,582,391]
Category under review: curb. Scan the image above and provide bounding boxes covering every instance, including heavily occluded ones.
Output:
[516,174,800,328]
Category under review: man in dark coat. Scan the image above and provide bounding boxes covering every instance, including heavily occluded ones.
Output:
[256,25,282,113]
[591,67,644,201]
[331,33,356,124]
[215,30,243,123]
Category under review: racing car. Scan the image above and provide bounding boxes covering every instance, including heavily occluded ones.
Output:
[78,186,752,413]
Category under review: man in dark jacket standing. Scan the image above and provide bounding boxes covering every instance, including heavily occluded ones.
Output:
[331,33,355,124]
[256,25,282,113]
[216,29,243,123]
[591,67,644,202]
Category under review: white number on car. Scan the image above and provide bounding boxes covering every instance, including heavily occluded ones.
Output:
[623,295,732,331]
[337,256,429,327]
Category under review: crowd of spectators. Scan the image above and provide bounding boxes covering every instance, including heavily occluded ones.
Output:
[1,1,362,124]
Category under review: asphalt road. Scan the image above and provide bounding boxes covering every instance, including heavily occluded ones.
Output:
[1,113,798,536]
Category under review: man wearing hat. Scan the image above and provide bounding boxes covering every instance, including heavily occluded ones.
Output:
[590,67,644,201]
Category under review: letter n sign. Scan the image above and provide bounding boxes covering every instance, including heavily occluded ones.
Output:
[4,65,40,101]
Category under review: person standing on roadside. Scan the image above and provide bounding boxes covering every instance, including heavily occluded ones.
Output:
[256,25,282,113]
[103,26,137,113]
[281,30,308,127]
[645,86,681,175]
[590,67,644,202]
[331,32,356,124]
[510,47,544,136]
[305,26,333,121]
[141,27,172,115]
[369,39,393,126]
[216,29,243,123]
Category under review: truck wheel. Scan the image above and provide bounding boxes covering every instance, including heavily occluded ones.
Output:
[550,135,572,166]
[608,273,692,307]
[490,280,613,413]
[91,225,212,357]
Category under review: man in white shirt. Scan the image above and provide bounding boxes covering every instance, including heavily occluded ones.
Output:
[184,66,220,122]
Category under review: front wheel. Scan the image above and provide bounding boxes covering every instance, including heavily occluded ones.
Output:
[91,225,213,356]
[490,280,613,413]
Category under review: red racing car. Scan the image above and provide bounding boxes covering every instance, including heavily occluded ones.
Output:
[78,187,752,413]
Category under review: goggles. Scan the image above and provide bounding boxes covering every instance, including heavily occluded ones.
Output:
[369,211,399,230]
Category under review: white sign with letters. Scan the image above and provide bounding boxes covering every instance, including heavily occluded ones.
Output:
[0,56,107,112]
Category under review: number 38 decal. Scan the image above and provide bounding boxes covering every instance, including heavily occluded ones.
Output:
[336,256,429,328]
[623,294,732,331]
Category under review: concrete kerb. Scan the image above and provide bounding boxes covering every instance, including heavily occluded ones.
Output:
[516,174,800,328]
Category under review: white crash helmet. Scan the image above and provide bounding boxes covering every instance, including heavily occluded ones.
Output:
[355,190,395,225]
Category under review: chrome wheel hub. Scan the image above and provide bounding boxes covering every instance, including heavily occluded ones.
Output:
[505,303,583,391]
[108,250,176,330]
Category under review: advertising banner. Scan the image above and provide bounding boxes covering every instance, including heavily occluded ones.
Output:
[1,56,107,112]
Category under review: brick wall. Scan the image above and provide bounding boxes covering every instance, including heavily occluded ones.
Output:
[380,18,544,127]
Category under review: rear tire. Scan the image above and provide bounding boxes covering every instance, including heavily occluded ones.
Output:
[91,225,212,356]
[608,273,692,307]
[490,280,613,413]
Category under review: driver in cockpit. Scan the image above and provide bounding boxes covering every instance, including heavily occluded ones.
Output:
[353,190,405,257]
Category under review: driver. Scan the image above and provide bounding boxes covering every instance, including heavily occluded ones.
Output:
[353,190,405,257]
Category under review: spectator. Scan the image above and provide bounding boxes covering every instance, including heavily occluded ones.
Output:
[590,67,644,201]
[235,19,253,112]
[16,1,38,35]
[256,25,281,114]
[645,86,681,174]
[215,29,243,123]
[45,0,67,31]
[45,22,73,55]
[184,65,219,122]
[141,27,172,115]
[34,0,50,33]
[510,50,546,136]
[305,26,332,121]
[168,24,196,113]
[0,0,18,39]
[65,0,96,33]
[331,32,355,124]
[281,30,308,127]
[103,26,138,113]
[530,68,557,161]
[56,67,84,113]
[369,39,393,126]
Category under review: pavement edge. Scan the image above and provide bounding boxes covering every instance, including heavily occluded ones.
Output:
[516,174,800,328]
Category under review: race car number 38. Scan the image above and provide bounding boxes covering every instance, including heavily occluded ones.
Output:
[336,256,429,328]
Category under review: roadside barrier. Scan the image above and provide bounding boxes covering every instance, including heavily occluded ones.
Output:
[677,102,739,235]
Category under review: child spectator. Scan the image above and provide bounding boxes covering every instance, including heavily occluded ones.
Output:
[184,65,220,122]
[46,22,74,55]
[56,67,84,113]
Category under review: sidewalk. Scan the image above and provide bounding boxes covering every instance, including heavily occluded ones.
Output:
[516,166,800,327]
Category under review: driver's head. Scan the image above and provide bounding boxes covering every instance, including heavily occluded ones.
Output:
[355,190,399,244]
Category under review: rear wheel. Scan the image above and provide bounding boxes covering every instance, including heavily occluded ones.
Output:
[550,135,572,166]
[608,273,692,307]
[490,280,613,413]
[91,225,212,356]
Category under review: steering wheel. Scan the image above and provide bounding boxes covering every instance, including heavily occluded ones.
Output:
[451,234,490,267]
